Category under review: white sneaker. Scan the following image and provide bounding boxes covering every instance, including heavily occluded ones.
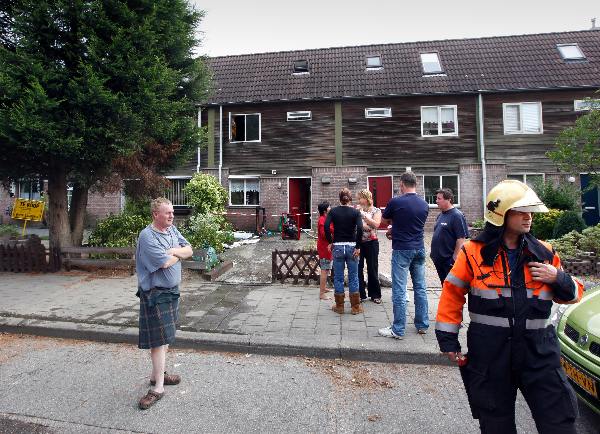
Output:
[378,326,403,339]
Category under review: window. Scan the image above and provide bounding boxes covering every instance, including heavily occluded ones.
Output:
[230,113,261,142]
[165,178,191,206]
[293,60,309,73]
[574,99,600,111]
[423,175,459,206]
[365,107,392,118]
[229,178,260,206]
[557,44,586,60]
[420,52,443,74]
[421,106,457,136]
[18,178,43,200]
[507,173,544,188]
[287,111,312,121]
[366,56,382,69]
[503,102,542,134]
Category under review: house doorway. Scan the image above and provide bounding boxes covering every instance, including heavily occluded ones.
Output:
[581,174,600,226]
[288,177,312,229]
[368,176,393,229]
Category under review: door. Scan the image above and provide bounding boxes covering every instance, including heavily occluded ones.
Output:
[368,176,393,229]
[581,174,600,226]
[288,178,312,229]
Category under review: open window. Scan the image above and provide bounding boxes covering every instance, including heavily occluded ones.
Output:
[230,113,261,142]
[293,60,309,74]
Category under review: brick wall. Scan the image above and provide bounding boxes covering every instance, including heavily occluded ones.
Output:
[86,190,123,225]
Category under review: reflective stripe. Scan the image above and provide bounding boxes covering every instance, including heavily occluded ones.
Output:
[501,288,512,298]
[469,312,510,327]
[569,277,579,302]
[446,273,469,289]
[435,321,460,333]
[527,289,534,298]
[470,287,499,299]
[526,319,550,329]
[538,290,553,301]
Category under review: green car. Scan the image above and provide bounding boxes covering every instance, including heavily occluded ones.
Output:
[555,286,600,415]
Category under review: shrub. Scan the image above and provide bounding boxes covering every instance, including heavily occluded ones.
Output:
[531,209,563,240]
[180,213,234,253]
[0,224,19,237]
[579,225,600,254]
[123,197,151,217]
[552,211,586,239]
[88,213,150,247]
[471,219,485,229]
[547,231,584,260]
[183,173,228,215]
[532,180,579,211]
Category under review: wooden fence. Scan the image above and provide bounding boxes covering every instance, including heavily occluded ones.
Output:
[0,236,59,272]
[272,249,321,284]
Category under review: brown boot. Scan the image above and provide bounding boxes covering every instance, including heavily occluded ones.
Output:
[350,292,364,315]
[331,293,345,314]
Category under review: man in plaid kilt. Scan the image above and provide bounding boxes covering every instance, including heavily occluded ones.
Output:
[135,197,192,409]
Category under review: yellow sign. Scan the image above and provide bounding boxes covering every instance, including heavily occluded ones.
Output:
[11,198,45,222]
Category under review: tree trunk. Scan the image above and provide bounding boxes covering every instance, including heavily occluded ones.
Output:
[69,182,88,246]
[47,167,72,249]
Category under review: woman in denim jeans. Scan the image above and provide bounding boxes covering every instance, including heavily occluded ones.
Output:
[324,188,364,314]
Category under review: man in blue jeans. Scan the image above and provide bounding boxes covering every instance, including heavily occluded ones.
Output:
[379,172,429,339]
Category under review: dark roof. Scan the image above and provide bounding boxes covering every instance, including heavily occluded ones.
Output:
[205,30,600,105]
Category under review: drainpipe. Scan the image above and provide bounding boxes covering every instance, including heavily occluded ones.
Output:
[196,107,202,173]
[219,105,223,184]
[478,92,487,214]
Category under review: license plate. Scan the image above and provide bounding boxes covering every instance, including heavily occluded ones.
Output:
[561,356,599,399]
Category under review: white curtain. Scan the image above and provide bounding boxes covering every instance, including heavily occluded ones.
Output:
[522,103,541,133]
[504,105,521,133]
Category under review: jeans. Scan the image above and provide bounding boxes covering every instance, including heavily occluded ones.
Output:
[359,240,381,300]
[391,249,429,336]
[332,244,359,294]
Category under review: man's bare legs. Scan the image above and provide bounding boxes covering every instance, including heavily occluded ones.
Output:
[320,270,332,300]
[150,345,166,393]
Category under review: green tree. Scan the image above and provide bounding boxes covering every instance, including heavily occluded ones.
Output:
[0,0,210,248]
[547,95,600,189]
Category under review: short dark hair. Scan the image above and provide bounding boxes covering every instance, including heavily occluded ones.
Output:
[339,188,352,205]
[318,201,330,216]
[436,188,454,203]
[400,172,417,188]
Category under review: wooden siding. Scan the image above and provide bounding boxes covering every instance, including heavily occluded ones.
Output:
[483,89,597,173]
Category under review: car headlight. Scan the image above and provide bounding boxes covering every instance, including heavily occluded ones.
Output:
[550,304,569,328]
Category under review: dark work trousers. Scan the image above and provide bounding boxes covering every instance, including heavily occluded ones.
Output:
[358,240,381,300]
[462,323,578,434]
[433,257,454,285]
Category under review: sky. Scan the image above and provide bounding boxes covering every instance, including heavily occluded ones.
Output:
[189,0,599,57]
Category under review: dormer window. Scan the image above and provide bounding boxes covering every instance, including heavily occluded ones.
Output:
[366,56,382,69]
[420,52,443,74]
[293,60,309,74]
[557,44,586,60]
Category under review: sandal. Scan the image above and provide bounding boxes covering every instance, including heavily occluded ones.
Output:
[372,298,382,304]
[150,372,181,386]
[138,389,164,410]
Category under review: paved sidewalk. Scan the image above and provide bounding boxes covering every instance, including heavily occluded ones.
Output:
[0,271,465,364]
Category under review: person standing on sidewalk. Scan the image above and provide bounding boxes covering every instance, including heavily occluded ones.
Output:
[135,197,193,409]
[317,201,333,300]
[379,172,429,339]
[356,189,382,304]
[430,188,469,285]
[325,188,363,315]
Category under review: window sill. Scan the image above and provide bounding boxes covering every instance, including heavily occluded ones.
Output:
[228,204,261,208]
[421,133,459,138]
[230,140,262,144]
[503,131,542,135]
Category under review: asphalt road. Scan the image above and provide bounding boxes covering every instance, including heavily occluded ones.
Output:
[0,333,598,434]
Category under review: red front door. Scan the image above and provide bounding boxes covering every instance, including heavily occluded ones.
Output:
[368,176,393,229]
[289,178,311,229]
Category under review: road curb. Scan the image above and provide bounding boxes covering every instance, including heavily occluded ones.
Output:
[0,315,452,366]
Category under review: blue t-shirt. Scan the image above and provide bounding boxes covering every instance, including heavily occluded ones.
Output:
[136,225,190,291]
[430,207,469,262]
[382,193,429,250]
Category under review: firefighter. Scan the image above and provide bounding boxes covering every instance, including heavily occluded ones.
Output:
[435,180,583,434]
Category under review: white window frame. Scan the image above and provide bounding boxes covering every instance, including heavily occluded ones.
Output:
[420,105,458,137]
[287,111,312,121]
[422,174,460,208]
[228,176,260,207]
[165,176,192,207]
[365,107,392,118]
[366,56,382,69]
[420,52,443,74]
[502,102,543,135]
[229,113,261,143]
[507,173,545,186]
[557,43,586,60]
[574,99,600,111]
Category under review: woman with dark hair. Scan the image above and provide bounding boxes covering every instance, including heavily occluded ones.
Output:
[324,188,363,314]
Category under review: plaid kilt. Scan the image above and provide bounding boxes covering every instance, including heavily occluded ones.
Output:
[138,288,179,349]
